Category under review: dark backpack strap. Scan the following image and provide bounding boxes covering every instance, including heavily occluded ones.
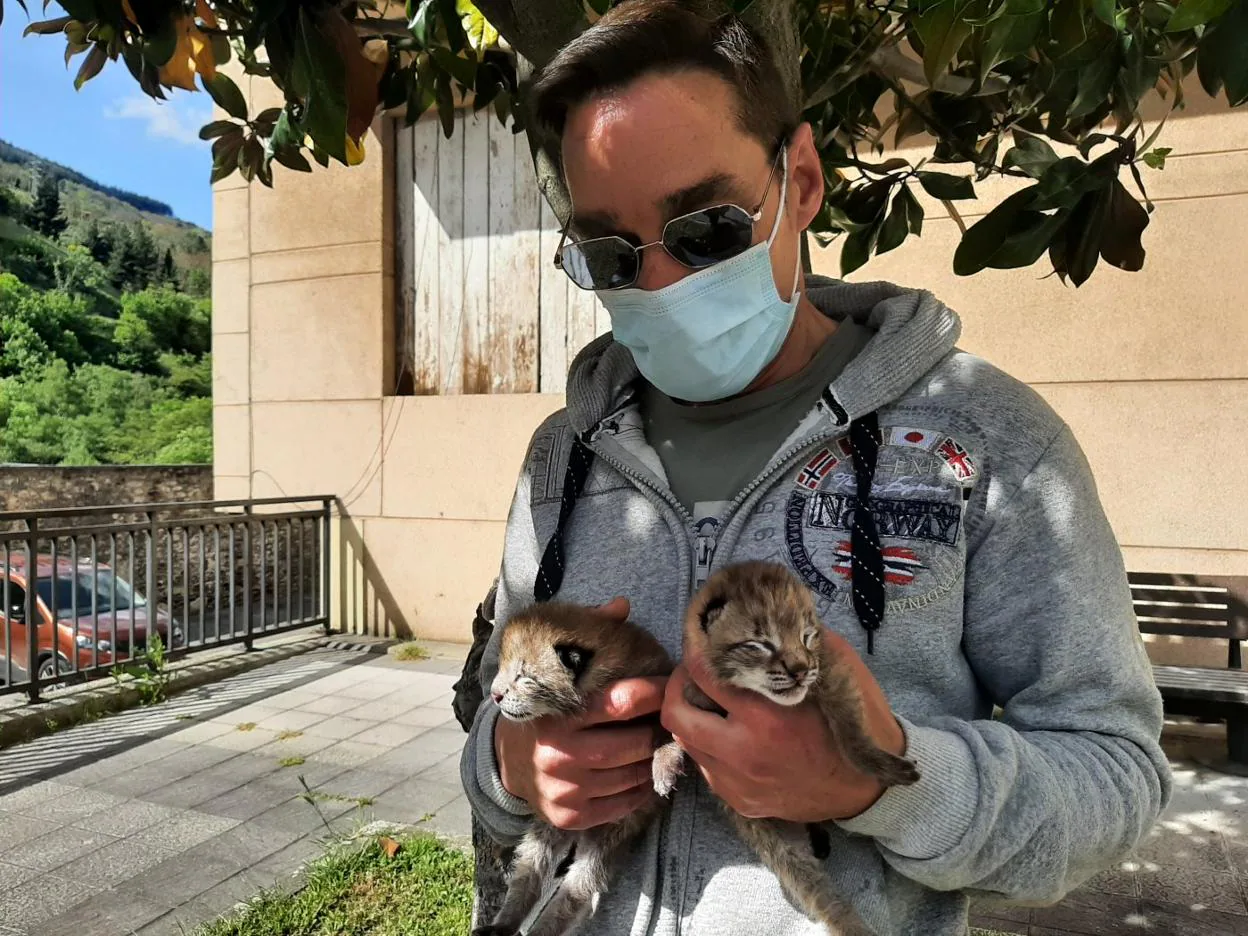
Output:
[451,577,498,733]
[533,435,595,602]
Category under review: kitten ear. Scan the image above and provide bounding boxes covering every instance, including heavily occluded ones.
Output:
[555,643,593,679]
[700,595,727,631]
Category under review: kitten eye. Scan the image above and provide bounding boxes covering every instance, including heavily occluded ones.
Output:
[739,640,774,655]
[554,643,593,679]
[802,629,821,650]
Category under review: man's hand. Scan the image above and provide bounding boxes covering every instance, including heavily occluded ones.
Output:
[660,629,906,823]
[493,597,667,831]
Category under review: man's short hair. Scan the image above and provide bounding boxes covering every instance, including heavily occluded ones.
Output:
[529,0,798,154]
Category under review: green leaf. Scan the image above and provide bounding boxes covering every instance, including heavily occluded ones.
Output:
[297,6,348,163]
[73,43,106,90]
[898,185,925,236]
[274,147,314,173]
[142,15,178,68]
[1002,136,1059,178]
[407,0,436,46]
[210,132,245,184]
[199,120,238,140]
[1070,50,1119,119]
[1197,0,1248,105]
[438,0,470,53]
[269,107,303,151]
[210,34,231,66]
[1098,178,1149,271]
[876,192,910,256]
[430,47,477,88]
[840,225,876,277]
[916,171,976,200]
[435,71,455,138]
[1166,0,1233,30]
[1092,0,1118,26]
[1028,156,1101,210]
[23,15,70,35]
[585,0,610,12]
[954,189,1066,274]
[914,0,975,86]
[457,0,499,54]
[203,73,249,120]
[1141,146,1172,169]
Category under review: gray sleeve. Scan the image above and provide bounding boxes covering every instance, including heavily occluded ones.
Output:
[459,465,540,845]
[838,425,1172,900]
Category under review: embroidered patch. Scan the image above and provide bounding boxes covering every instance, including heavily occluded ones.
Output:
[806,492,961,546]
[784,492,840,601]
[888,427,939,450]
[796,448,840,491]
[831,542,925,585]
[935,436,978,485]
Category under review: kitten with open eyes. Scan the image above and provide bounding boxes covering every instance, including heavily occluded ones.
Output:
[651,560,919,935]
[473,601,674,936]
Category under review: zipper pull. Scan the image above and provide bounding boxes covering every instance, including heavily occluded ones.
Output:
[692,519,719,590]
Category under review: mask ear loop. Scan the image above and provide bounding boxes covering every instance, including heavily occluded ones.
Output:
[764,148,802,303]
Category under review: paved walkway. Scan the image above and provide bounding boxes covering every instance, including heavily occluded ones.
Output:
[3,644,1248,936]
[0,644,472,936]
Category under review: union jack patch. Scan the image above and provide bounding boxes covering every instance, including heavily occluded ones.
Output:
[796,448,839,491]
[832,542,926,585]
[936,436,978,484]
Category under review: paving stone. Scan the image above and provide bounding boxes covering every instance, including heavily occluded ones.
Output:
[1137,866,1247,914]
[3,825,120,873]
[1134,826,1231,873]
[303,714,378,741]
[389,704,457,729]
[197,778,298,822]
[249,794,355,842]
[140,753,280,809]
[0,810,58,848]
[0,873,98,928]
[1135,899,1248,935]
[1030,889,1144,936]
[421,793,472,840]
[256,708,327,733]
[371,777,464,826]
[413,725,473,757]
[382,737,461,775]
[166,718,237,744]
[208,703,286,726]
[202,725,282,753]
[253,731,338,760]
[250,832,327,879]
[1082,868,1140,898]
[417,752,464,787]
[309,739,389,767]
[969,911,1028,934]
[334,681,401,701]
[291,694,366,717]
[74,799,186,836]
[126,809,240,853]
[319,766,409,800]
[348,720,431,749]
[21,787,129,824]
[0,781,79,812]
[0,859,39,889]
[126,827,280,908]
[25,887,173,936]
[54,833,186,890]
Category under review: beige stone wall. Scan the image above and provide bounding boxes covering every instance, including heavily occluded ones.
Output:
[214,81,1247,657]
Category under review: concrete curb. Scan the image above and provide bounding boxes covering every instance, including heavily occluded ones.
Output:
[0,635,331,751]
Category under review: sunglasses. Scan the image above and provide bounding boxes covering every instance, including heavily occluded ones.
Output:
[554,148,784,292]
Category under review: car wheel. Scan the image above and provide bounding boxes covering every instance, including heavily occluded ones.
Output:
[36,654,72,687]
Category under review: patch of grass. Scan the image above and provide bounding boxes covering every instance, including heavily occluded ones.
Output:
[195,833,472,936]
[237,722,257,732]
[277,730,304,741]
[174,713,196,722]
[279,756,306,768]
[388,642,430,663]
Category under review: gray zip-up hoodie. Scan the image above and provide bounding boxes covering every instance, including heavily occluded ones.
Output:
[460,276,1171,936]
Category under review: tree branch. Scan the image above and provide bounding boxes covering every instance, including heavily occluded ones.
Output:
[869,45,1009,97]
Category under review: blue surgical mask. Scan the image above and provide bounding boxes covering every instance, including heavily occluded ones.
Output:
[597,155,800,403]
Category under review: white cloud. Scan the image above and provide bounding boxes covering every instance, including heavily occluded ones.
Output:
[105,94,215,147]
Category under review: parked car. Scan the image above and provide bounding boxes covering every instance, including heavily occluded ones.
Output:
[0,554,181,685]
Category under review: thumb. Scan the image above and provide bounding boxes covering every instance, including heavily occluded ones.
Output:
[684,646,745,714]
[588,596,630,623]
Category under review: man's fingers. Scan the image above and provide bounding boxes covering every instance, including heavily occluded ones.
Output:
[581,676,667,725]
[683,648,752,714]
[546,722,656,771]
[584,760,655,798]
[581,782,655,828]
[587,596,630,623]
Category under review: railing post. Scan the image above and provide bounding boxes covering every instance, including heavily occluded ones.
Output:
[25,515,39,704]
[243,504,254,651]
[322,499,332,636]
[146,511,156,662]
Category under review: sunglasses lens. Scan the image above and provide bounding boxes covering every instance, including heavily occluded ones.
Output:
[663,205,755,268]
[559,237,638,291]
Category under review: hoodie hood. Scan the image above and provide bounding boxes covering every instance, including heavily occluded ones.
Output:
[564,275,962,434]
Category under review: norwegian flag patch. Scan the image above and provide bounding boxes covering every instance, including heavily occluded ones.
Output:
[935,436,978,484]
[796,448,839,491]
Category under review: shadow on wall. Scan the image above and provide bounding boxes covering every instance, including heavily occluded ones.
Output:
[336,510,412,640]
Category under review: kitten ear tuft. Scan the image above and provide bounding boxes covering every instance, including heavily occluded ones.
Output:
[700,594,727,631]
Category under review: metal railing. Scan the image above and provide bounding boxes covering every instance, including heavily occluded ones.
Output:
[0,496,333,702]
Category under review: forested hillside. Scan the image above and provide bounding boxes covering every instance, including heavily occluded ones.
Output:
[0,139,213,466]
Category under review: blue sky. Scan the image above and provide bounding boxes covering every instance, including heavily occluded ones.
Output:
[1,19,215,229]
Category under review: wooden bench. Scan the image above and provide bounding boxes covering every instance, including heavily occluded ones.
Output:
[1131,572,1248,767]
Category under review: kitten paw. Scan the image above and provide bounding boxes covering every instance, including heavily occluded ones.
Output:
[652,740,686,797]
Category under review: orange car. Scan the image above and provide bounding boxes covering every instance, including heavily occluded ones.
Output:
[0,553,180,686]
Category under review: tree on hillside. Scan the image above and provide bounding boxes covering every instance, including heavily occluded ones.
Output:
[106,222,161,291]
[14,0,1248,284]
[80,218,114,264]
[28,171,66,238]
[159,247,177,285]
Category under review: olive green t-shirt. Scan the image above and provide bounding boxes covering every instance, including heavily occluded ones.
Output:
[639,320,872,519]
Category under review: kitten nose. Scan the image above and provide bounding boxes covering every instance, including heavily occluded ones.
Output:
[491,691,504,704]
[783,661,808,680]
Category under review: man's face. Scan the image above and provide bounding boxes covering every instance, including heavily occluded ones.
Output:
[560,69,822,295]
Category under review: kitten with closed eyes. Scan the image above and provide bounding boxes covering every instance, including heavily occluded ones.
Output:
[652,560,919,935]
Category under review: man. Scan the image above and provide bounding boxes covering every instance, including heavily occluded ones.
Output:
[459,0,1172,932]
